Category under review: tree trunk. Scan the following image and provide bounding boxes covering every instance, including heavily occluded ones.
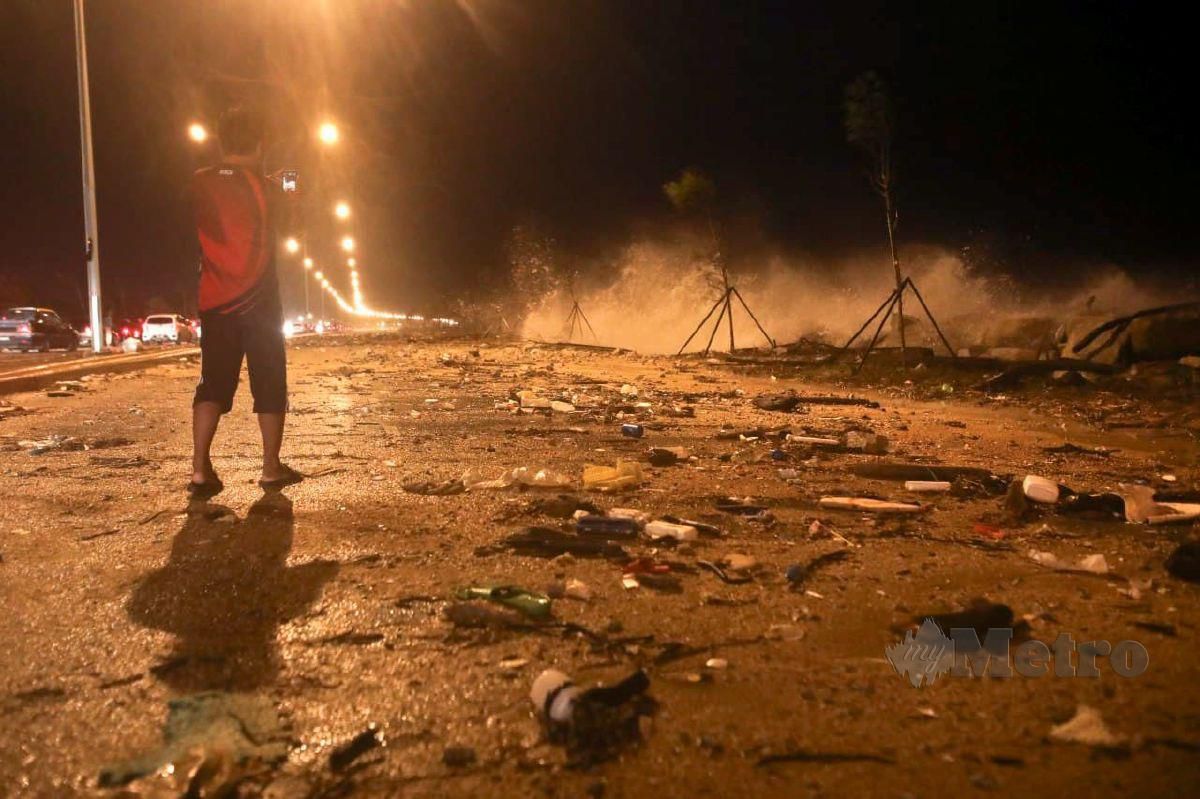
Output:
[723,268,735,352]
[882,183,906,366]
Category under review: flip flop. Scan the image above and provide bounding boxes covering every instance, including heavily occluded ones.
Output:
[187,475,224,498]
[259,464,304,491]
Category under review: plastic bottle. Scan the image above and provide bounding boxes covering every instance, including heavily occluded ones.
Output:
[583,461,644,492]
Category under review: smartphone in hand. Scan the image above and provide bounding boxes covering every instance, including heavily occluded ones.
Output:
[280,169,299,193]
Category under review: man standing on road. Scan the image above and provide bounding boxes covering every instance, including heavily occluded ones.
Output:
[188,107,302,496]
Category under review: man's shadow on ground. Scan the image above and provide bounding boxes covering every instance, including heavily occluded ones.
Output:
[127,493,338,693]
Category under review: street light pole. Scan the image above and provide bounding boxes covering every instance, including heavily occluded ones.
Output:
[73,0,104,353]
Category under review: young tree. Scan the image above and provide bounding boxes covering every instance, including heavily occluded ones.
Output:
[664,167,774,353]
[844,71,908,356]
[663,167,723,290]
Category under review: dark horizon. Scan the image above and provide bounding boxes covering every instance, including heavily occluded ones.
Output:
[2,1,1197,319]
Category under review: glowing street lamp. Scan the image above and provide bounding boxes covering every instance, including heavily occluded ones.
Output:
[340,236,355,253]
[334,201,351,220]
[318,121,339,145]
[303,257,313,269]
[314,270,324,281]
[284,237,300,254]
[187,122,208,143]
[347,257,356,268]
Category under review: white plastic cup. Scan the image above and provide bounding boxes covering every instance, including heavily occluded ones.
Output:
[1022,475,1060,504]
[530,669,580,723]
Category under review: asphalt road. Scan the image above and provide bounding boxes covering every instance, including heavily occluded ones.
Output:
[0,347,92,370]
[0,341,198,372]
[1,333,1198,797]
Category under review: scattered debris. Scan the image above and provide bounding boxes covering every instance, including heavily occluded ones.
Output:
[645,520,698,542]
[442,746,477,768]
[1021,475,1061,504]
[647,446,690,466]
[715,497,770,516]
[697,559,754,585]
[785,550,852,589]
[582,461,644,492]
[444,602,532,630]
[456,585,553,620]
[1048,705,1125,748]
[463,465,575,490]
[1165,542,1200,583]
[479,527,627,560]
[753,391,804,412]
[19,435,84,455]
[621,423,644,438]
[577,514,642,539]
[530,668,655,765]
[905,480,951,493]
[819,497,923,514]
[528,494,602,518]
[842,430,889,454]
[1043,442,1112,457]
[89,455,152,468]
[329,726,383,772]
[919,599,1015,639]
[851,462,1002,485]
[79,529,122,542]
[99,692,288,788]
[1028,550,1110,575]
[547,578,593,602]
[757,750,895,767]
[403,478,466,495]
[1120,484,1200,525]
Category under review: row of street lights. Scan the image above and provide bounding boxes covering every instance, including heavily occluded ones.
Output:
[184,114,409,324]
[73,0,409,352]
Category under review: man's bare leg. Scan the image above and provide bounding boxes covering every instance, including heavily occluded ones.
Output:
[192,401,223,484]
[258,411,288,481]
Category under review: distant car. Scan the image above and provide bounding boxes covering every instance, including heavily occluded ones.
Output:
[78,317,143,346]
[116,317,144,343]
[0,307,79,352]
[142,314,196,344]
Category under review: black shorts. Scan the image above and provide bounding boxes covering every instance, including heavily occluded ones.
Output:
[193,310,288,414]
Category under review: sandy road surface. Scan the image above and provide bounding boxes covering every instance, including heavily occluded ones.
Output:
[1,333,1198,797]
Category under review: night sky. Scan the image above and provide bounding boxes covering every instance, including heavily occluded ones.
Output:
[1,1,1195,318]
